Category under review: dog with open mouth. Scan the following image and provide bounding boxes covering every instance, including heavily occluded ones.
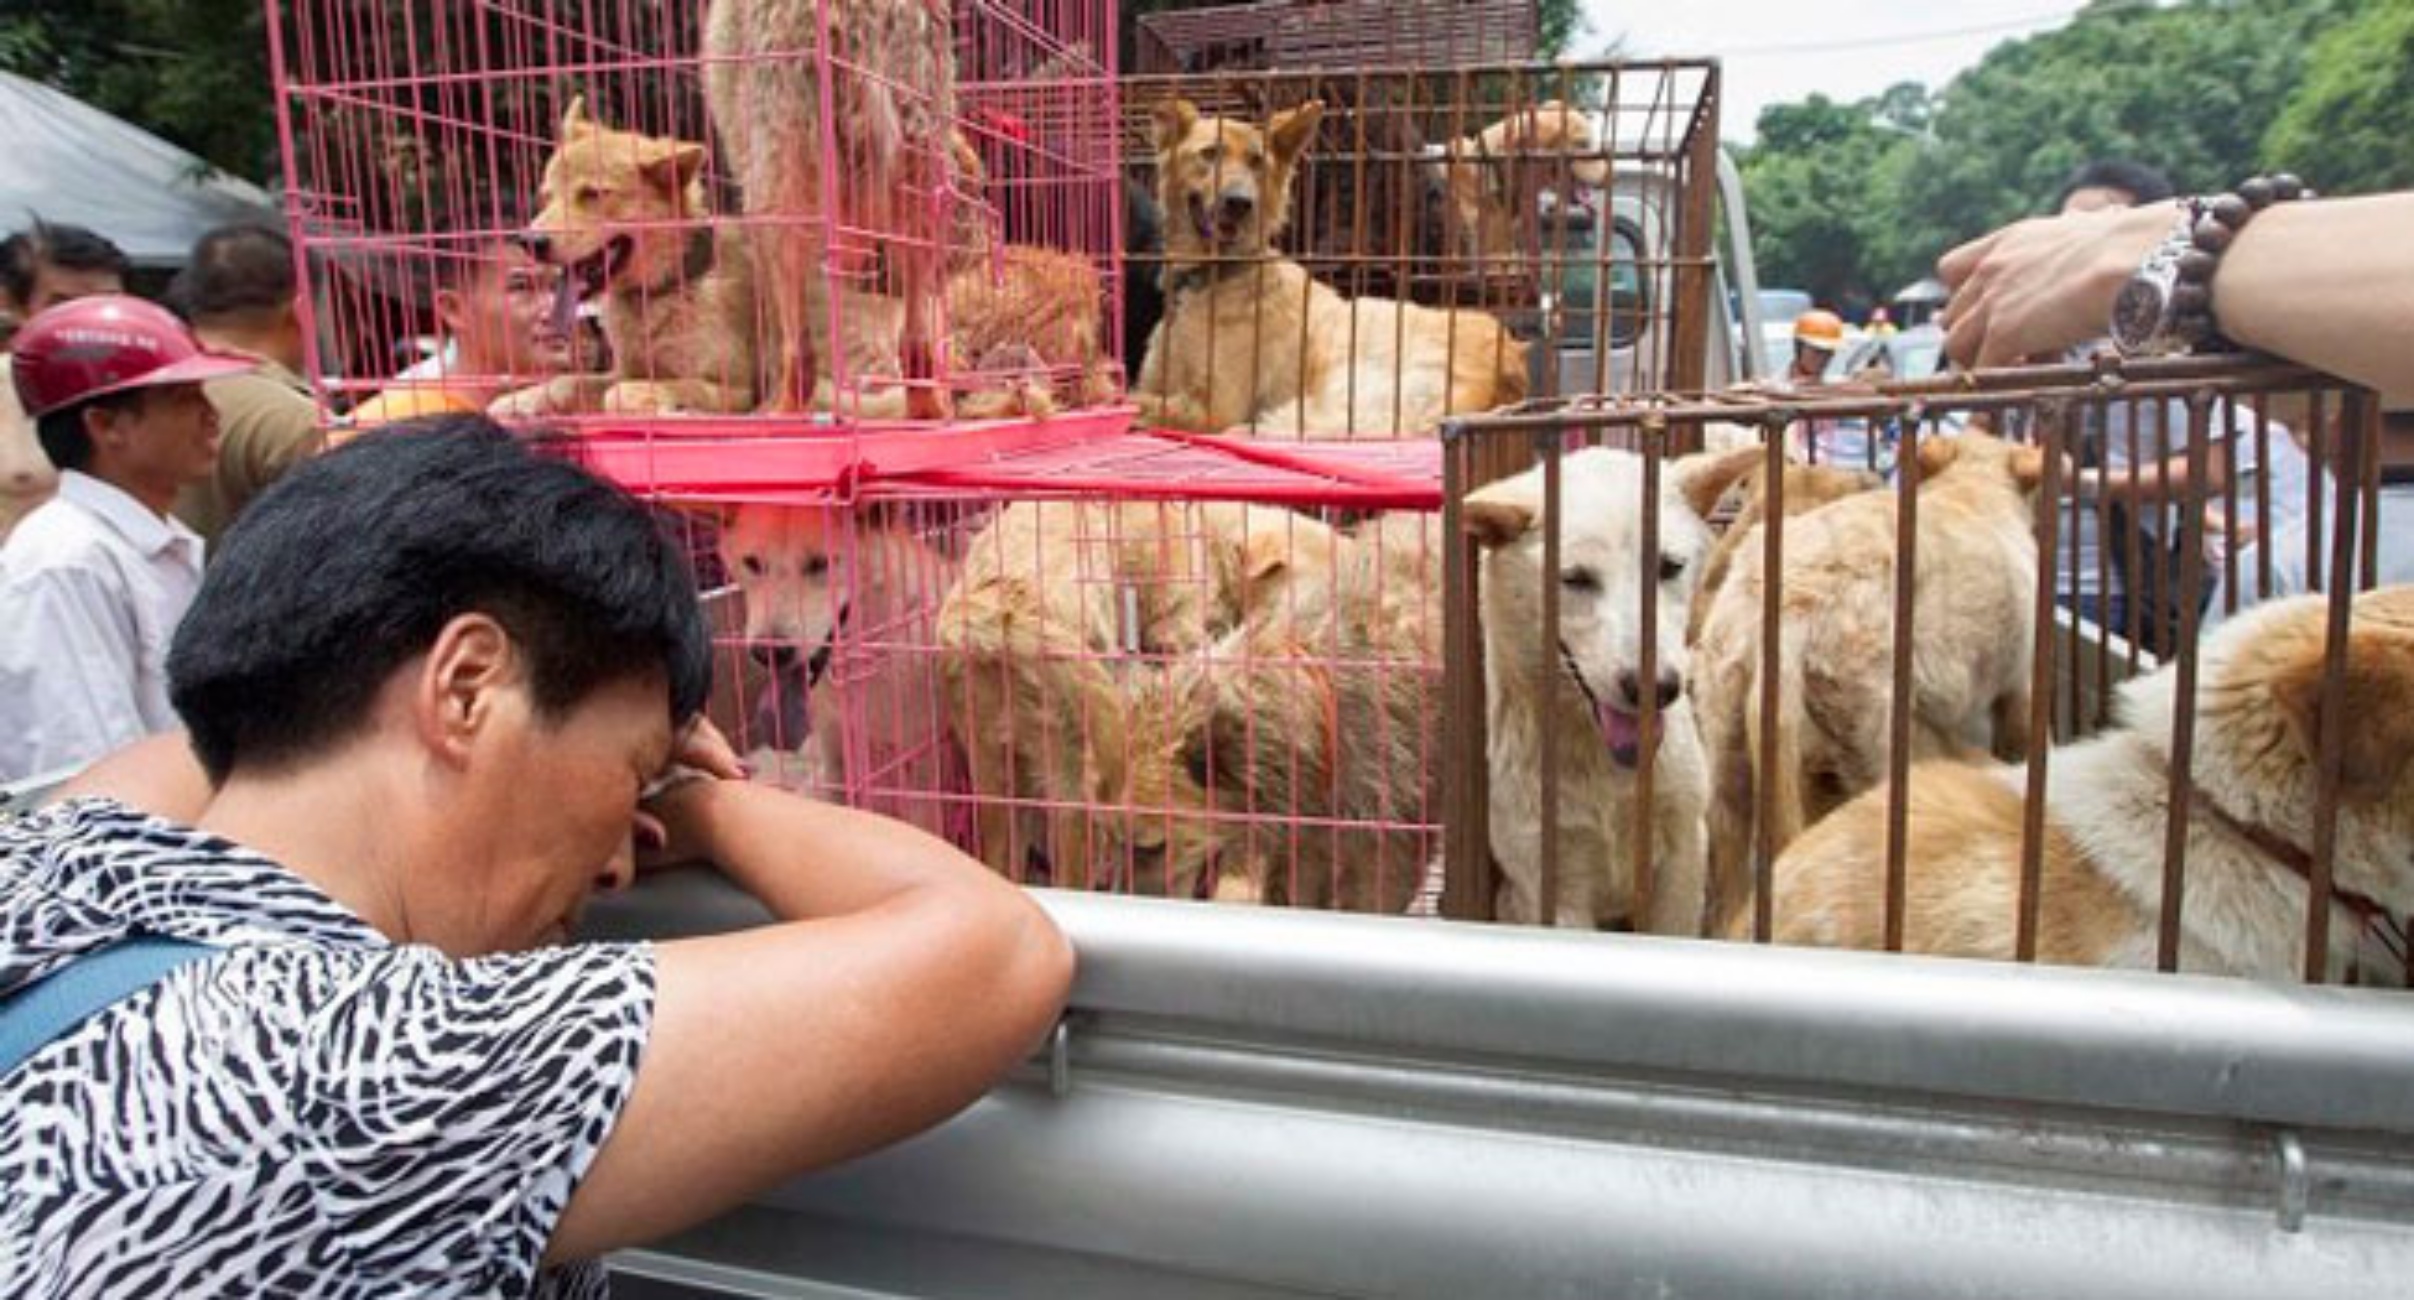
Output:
[1462,447,1735,933]
[1134,97,1528,439]
[516,96,766,417]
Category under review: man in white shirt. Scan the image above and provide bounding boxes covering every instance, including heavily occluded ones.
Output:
[0,295,252,782]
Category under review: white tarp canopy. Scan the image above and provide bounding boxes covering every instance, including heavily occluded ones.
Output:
[0,71,275,268]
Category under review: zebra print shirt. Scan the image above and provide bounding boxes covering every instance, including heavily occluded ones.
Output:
[0,798,657,1298]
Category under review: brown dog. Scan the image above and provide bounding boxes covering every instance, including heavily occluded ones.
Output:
[1691,432,2045,926]
[1748,587,2414,982]
[1433,101,1610,263]
[1168,510,1443,913]
[1134,99,1528,439]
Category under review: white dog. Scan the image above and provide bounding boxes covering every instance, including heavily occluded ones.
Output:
[717,503,961,837]
[1462,447,1748,933]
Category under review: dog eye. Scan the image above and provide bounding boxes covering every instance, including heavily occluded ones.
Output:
[739,555,765,577]
[1658,555,1687,582]
[1560,567,1600,593]
[575,184,603,203]
[803,556,830,577]
[1246,150,1266,168]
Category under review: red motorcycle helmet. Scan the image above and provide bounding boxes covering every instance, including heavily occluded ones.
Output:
[10,294,253,420]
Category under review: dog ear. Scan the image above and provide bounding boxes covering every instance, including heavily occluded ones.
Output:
[1151,99,1200,153]
[559,94,595,141]
[2267,607,2414,804]
[1671,445,1767,521]
[2008,444,2048,491]
[641,141,708,191]
[1914,434,1962,480]
[1268,100,1324,166]
[1462,475,1539,549]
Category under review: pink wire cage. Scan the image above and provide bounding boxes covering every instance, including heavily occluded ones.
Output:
[265,0,1130,450]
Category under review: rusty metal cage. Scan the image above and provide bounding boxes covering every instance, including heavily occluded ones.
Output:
[1132,0,1540,77]
[1118,58,1722,439]
[1439,356,2400,987]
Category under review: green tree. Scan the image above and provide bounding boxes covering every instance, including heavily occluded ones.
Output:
[1738,89,1926,311]
[2265,0,2414,194]
[1,0,275,181]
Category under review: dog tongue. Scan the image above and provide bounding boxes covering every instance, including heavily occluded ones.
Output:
[1596,702,1645,768]
[549,271,581,340]
[751,657,814,752]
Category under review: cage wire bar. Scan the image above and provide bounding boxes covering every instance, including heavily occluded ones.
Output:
[1441,355,2392,987]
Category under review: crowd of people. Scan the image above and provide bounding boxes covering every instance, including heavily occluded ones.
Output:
[0,156,2408,1293]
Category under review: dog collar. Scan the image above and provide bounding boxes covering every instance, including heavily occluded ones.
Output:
[2182,778,2408,979]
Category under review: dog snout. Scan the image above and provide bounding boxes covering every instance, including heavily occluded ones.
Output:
[748,641,800,669]
[1617,668,1682,712]
[1216,191,1255,223]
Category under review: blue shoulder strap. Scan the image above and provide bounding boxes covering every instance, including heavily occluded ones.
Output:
[0,937,214,1077]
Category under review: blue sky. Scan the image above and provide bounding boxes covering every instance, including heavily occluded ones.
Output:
[1582,2,2092,141]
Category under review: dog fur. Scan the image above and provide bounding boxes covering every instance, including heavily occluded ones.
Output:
[521,103,1111,421]
[1682,453,1886,643]
[1134,98,1528,439]
[936,499,1333,895]
[1463,448,1725,933]
[1691,431,2045,925]
[1746,587,2414,982]
[704,0,955,417]
[1434,101,1610,263]
[1166,509,1444,913]
[718,502,961,839]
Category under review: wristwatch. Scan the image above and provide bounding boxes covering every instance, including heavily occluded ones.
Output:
[2109,203,2205,358]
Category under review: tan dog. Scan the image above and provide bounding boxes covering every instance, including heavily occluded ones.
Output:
[1683,455,1886,643]
[523,97,763,415]
[937,499,1332,895]
[522,103,1110,421]
[1749,587,2414,982]
[1168,510,1443,913]
[1463,448,1731,933]
[1433,101,1610,263]
[718,503,960,838]
[705,0,954,417]
[1134,99,1528,439]
[1691,432,2044,924]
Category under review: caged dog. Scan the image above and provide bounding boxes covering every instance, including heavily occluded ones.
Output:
[1462,447,1742,933]
[1690,431,2045,925]
[518,102,1110,421]
[936,499,1334,897]
[1134,98,1529,440]
[1430,101,1610,264]
[1163,509,1444,914]
[717,502,962,839]
[1748,586,2414,983]
[704,0,957,418]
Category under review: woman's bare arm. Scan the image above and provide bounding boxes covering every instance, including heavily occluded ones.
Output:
[544,777,1074,1263]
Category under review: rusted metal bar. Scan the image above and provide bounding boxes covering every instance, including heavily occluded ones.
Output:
[2017,403,2067,962]
[2152,392,2216,973]
[1632,412,1665,931]
[2302,395,2369,981]
[1536,432,1564,927]
[1750,415,1786,944]
[1439,426,1494,922]
[1880,414,1922,953]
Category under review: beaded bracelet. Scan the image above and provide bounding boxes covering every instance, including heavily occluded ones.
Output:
[2167,172,2315,351]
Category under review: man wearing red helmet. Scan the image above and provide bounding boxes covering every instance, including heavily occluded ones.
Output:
[0,295,253,782]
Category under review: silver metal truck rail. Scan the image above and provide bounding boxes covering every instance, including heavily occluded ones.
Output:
[585,876,2414,1299]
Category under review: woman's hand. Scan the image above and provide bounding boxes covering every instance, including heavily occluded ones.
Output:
[633,717,746,872]
[1938,200,2178,369]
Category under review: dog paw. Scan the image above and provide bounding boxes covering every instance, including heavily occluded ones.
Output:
[602,381,689,415]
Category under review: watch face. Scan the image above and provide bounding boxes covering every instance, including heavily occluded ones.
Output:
[2112,275,2167,353]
